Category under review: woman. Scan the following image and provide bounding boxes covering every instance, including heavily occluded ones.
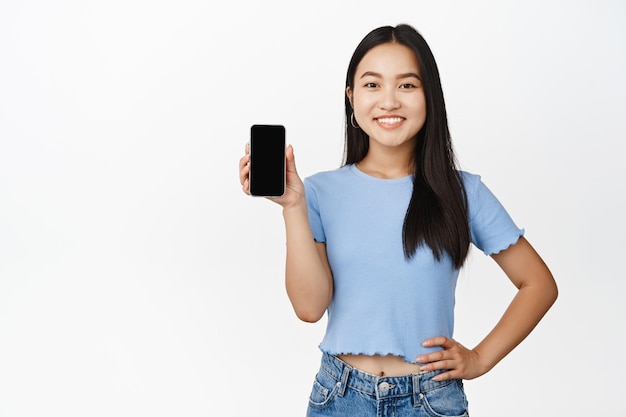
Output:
[239,24,557,417]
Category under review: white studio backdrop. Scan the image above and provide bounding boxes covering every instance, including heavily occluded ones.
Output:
[0,1,624,416]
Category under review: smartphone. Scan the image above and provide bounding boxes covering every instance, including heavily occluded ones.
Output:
[249,124,286,197]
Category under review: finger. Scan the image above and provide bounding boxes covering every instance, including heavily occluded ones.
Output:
[432,370,457,382]
[239,164,250,187]
[240,171,250,196]
[239,155,250,184]
[242,177,250,194]
[416,337,459,363]
[416,348,447,364]
[239,154,250,171]
[422,336,454,349]
[421,355,457,371]
[285,144,297,174]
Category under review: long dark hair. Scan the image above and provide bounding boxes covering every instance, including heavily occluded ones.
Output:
[343,24,470,268]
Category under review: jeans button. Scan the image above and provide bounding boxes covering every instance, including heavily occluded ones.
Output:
[378,382,390,392]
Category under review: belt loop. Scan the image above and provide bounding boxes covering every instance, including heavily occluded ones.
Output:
[337,361,351,397]
[412,373,422,407]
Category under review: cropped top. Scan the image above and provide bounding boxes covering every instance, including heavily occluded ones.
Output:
[303,164,524,363]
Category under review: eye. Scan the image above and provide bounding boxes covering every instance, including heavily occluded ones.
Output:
[364,82,378,88]
[399,83,417,89]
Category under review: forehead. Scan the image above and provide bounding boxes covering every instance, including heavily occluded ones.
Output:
[356,43,421,76]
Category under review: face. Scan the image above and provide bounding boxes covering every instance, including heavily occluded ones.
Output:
[347,42,426,152]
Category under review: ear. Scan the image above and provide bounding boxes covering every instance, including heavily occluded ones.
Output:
[346,87,353,108]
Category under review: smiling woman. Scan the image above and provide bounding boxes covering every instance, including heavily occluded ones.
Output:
[343,26,470,267]
[238,23,557,417]
[347,43,427,158]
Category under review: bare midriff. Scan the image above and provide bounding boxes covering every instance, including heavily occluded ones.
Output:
[338,353,423,377]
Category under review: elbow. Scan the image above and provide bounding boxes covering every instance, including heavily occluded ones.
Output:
[286,285,331,323]
[520,271,558,309]
[294,307,325,323]
[541,272,559,308]
[549,278,559,305]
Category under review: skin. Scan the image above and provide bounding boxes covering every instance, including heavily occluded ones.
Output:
[238,42,558,381]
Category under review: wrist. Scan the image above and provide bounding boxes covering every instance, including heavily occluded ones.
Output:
[281,196,307,215]
[472,347,498,376]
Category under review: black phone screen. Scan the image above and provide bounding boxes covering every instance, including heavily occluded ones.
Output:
[249,124,285,197]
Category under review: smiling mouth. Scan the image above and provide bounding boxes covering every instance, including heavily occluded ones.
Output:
[375,117,405,126]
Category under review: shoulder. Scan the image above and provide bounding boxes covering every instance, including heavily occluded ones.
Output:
[458,170,480,186]
[457,170,500,214]
[304,165,354,188]
[303,166,354,216]
[458,170,482,199]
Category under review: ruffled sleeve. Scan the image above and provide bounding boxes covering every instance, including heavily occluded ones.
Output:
[463,172,525,255]
[304,178,326,243]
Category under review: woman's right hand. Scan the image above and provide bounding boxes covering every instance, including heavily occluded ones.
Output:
[238,143,306,209]
[241,143,333,321]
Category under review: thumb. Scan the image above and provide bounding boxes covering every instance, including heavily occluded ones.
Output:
[286,144,297,173]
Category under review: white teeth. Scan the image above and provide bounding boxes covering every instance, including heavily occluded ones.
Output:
[377,117,403,124]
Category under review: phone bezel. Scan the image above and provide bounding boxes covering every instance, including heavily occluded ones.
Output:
[249,124,286,197]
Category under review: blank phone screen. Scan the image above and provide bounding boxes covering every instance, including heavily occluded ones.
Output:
[250,125,285,196]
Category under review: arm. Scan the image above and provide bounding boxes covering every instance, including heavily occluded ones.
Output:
[418,237,558,380]
[472,237,558,372]
[284,205,333,323]
[239,144,333,323]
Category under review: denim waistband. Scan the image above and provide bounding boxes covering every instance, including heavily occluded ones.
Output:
[319,352,453,401]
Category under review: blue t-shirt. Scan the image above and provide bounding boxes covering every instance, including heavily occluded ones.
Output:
[304,164,524,363]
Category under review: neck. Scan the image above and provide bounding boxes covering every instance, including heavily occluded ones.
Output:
[357,142,415,179]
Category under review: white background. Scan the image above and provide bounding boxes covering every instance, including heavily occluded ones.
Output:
[1,1,624,416]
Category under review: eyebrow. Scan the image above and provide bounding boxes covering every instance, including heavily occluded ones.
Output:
[359,71,421,80]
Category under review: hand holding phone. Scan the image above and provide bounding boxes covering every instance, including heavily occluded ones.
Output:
[249,124,286,197]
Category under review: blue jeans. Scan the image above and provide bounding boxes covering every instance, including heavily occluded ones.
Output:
[307,353,469,417]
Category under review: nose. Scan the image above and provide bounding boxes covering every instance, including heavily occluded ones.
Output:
[378,87,400,111]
